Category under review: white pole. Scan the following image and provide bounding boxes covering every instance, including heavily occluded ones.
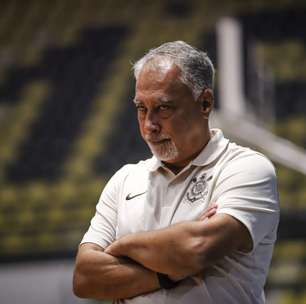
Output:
[217,17,246,116]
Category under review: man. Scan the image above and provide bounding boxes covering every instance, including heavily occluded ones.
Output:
[73,41,279,303]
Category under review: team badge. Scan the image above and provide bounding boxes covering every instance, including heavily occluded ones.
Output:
[185,173,211,204]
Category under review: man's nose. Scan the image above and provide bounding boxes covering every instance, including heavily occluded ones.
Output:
[144,111,160,133]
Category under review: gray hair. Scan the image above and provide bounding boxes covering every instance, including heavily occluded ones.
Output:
[133,41,215,99]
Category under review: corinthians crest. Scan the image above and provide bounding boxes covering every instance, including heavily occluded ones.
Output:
[185,173,210,204]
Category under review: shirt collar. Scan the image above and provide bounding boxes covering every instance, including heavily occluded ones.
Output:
[191,128,229,167]
[145,128,229,172]
[146,155,163,172]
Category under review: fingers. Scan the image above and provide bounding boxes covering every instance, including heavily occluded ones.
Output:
[104,245,112,255]
[198,203,218,221]
[199,208,216,221]
[104,242,119,256]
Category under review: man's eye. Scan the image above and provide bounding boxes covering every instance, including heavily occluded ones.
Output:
[136,105,146,113]
[159,105,171,111]
[158,105,174,118]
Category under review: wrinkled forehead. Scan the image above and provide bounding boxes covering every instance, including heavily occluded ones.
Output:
[136,60,183,91]
[135,64,194,104]
[140,56,174,75]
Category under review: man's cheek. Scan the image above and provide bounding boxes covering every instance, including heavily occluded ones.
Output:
[139,123,146,138]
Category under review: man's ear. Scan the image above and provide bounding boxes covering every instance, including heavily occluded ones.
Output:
[198,89,214,118]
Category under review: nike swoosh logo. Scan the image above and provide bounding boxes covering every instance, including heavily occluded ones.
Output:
[126,191,147,200]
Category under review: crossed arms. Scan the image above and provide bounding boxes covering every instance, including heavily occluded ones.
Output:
[73,205,252,300]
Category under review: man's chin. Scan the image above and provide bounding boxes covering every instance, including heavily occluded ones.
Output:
[146,141,179,161]
[150,150,179,162]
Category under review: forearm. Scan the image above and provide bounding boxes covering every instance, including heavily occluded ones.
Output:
[73,244,160,300]
[105,213,251,281]
[105,221,206,279]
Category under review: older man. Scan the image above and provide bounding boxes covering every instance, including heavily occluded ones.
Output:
[73,41,279,303]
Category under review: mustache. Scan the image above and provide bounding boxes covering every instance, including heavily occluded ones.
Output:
[145,135,170,142]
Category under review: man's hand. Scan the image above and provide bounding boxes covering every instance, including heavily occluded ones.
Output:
[169,203,218,281]
[198,203,218,221]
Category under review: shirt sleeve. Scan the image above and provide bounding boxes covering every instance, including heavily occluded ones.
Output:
[212,152,280,251]
[80,165,130,249]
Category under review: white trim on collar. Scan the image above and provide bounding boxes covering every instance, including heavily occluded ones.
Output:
[191,129,229,167]
[145,155,163,172]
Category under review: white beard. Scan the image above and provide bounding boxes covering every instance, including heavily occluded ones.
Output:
[147,139,179,161]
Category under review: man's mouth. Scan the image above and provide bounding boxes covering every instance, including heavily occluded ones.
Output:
[148,138,170,144]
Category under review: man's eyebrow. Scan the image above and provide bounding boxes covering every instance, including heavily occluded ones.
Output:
[133,97,174,104]
[158,98,174,104]
[133,98,142,104]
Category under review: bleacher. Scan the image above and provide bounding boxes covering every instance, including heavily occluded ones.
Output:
[3,26,127,182]
[94,80,151,176]
[0,1,305,303]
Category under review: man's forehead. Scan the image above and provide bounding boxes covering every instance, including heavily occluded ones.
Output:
[136,63,183,91]
[141,56,174,75]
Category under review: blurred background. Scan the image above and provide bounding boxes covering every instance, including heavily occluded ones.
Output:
[0,0,306,303]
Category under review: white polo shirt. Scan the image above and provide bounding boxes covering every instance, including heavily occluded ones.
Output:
[81,129,279,304]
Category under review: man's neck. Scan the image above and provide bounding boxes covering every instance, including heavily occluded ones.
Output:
[162,162,185,175]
